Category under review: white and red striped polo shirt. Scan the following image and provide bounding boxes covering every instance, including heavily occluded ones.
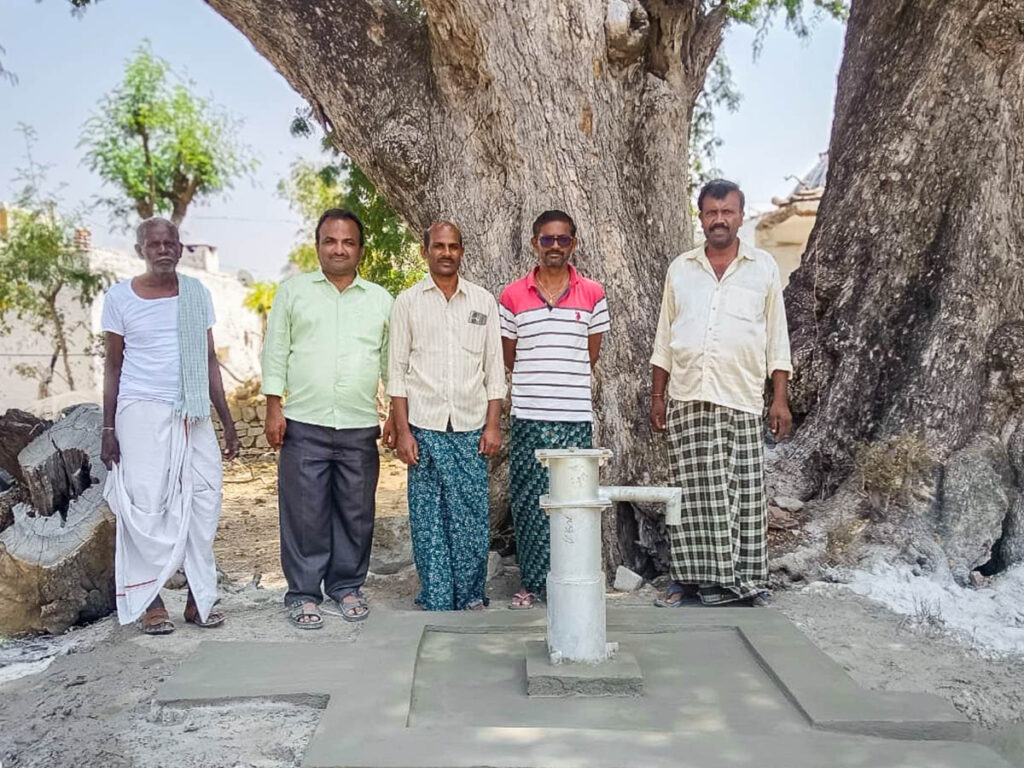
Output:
[499,265,611,422]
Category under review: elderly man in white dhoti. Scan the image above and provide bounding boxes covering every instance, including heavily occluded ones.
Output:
[100,217,240,635]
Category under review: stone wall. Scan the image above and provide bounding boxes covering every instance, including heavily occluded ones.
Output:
[213,379,271,458]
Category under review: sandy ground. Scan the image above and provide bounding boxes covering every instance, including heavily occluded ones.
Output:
[1,456,1023,768]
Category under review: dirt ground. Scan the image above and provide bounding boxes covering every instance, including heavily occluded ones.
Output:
[1,455,1022,768]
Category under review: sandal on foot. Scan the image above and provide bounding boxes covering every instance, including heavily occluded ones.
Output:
[337,593,370,623]
[141,607,175,635]
[288,602,324,630]
[654,582,694,608]
[184,605,226,628]
[465,600,487,612]
[508,590,538,610]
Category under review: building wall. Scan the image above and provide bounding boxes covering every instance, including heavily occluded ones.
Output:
[754,198,820,288]
[0,247,263,413]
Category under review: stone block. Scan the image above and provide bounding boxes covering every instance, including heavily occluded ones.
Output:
[256,405,267,420]
[940,433,1014,583]
[371,515,413,575]
[613,565,643,592]
[774,496,805,512]
[525,641,643,697]
[255,434,270,449]
[241,435,255,448]
[242,406,257,421]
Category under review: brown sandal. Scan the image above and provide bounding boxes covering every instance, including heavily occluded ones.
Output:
[141,607,175,635]
[184,605,226,628]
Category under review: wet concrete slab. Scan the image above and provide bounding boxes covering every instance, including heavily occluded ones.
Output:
[158,606,1011,768]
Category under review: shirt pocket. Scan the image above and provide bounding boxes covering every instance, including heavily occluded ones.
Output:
[460,308,489,354]
[461,323,487,355]
[722,285,765,323]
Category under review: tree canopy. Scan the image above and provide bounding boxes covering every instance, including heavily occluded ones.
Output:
[79,45,255,228]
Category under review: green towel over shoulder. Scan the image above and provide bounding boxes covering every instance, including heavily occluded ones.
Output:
[175,274,211,423]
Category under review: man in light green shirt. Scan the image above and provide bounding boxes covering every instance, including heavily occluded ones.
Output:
[262,209,393,628]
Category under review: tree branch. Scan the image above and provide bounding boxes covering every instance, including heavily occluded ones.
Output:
[204,0,436,218]
[641,0,727,98]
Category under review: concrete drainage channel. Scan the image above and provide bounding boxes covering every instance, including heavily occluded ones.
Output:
[157,447,1013,768]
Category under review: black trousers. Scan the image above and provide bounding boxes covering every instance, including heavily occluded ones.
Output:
[278,419,380,605]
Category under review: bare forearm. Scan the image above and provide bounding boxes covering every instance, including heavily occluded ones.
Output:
[103,363,120,429]
[652,366,669,396]
[391,397,411,433]
[485,399,502,430]
[208,358,233,428]
[771,370,789,403]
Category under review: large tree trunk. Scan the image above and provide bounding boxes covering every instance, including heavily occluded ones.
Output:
[774,0,1024,583]
[206,0,728,573]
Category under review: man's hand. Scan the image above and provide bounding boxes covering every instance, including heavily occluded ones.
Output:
[381,415,397,450]
[265,401,287,450]
[479,424,502,456]
[396,429,419,466]
[650,397,667,433]
[769,399,793,441]
[222,424,241,461]
[101,430,120,469]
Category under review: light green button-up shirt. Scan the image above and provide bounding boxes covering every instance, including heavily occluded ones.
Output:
[261,269,393,429]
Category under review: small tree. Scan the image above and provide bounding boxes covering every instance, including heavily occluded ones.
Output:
[0,209,109,397]
[0,127,110,397]
[80,44,255,228]
[242,281,277,336]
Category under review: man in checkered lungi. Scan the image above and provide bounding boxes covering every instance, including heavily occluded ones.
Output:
[649,180,793,606]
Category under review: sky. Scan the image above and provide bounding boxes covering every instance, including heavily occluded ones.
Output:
[0,1,846,280]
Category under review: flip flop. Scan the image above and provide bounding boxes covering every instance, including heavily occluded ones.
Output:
[653,582,689,608]
[141,607,175,635]
[508,590,538,610]
[288,601,324,630]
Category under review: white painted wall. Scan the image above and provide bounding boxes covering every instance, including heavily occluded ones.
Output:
[0,246,263,413]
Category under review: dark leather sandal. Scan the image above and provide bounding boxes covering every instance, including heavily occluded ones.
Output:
[141,606,175,635]
[288,602,324,630]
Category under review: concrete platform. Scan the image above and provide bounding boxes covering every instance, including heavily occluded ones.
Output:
[524,640,642,697]
[157,607,1011,768]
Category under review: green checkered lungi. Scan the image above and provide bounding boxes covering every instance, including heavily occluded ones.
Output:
[509,417,593,597]
[666,399,768,604]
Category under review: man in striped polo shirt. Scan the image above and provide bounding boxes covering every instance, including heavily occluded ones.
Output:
[499,210,611,609]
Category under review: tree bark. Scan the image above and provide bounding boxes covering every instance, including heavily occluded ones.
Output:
[205,0,727,572]
[775,0,1024,581]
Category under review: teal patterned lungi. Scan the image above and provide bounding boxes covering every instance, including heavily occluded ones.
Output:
[508,418,593,597]
[407,427,490,610]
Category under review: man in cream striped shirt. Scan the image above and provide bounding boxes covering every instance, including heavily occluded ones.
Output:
[387,221,506,611]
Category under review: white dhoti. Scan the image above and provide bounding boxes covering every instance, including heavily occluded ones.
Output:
[103,399,223,624]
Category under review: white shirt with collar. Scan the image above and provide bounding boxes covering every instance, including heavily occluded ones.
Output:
[387,274,507,432]
[650,240,792,415]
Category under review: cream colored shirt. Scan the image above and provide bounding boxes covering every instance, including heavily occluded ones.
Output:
[387,275,506,432]
[650,241,792,415]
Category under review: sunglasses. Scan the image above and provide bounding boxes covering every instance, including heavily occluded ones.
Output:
[538,234,574,248]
